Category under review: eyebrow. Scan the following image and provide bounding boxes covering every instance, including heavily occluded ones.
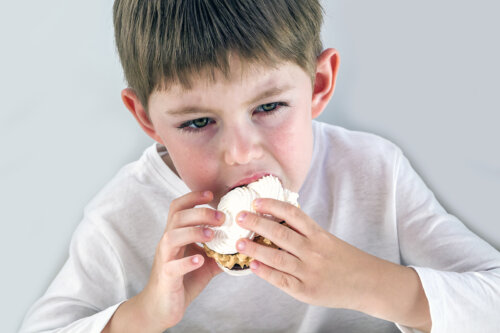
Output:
[165,84,293,117]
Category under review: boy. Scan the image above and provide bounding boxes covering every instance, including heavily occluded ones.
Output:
[21,1,500,332]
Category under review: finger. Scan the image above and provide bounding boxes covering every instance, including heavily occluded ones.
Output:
[236,211,307,258]
[167,191,213,226]
[236,238,303,278]
[170,207,225,229]
[160,227,215,261]
[252,198,316,237]
[162,255,205,285]
[248,259,303,295]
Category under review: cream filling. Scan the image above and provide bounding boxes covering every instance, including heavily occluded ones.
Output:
[205,175,299,254]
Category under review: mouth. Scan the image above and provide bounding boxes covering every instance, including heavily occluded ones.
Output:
[228,172,279,192]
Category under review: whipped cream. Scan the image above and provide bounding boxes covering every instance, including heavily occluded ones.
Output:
[205,175,299,254]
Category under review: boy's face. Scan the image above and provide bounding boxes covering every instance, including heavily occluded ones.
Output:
[125,50,338,208]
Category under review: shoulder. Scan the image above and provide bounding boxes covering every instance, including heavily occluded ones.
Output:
[300,121,404,227]
[81,144,185,236]
[312,120,403,169]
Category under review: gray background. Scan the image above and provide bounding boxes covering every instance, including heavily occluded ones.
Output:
[1,1,499,331]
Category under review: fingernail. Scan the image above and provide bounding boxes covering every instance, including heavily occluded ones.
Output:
[236,240,246,251]
[203,191,211,198]
[250,260,259,270]
[237,212,247,223]
[253,198,262,209]
[215,210,224,221]
[192,256,200,264]
[203,228,213,238]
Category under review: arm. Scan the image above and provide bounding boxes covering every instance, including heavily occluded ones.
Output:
[102,295,164,333]
[234,199,432,331]
[233,151,500,333]
[353,254,431,331]
[19,220,128,332]
[394,153,500,332]
[22,191,224,333]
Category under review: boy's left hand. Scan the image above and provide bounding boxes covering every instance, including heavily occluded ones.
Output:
[235,198,432,331]
[235,198,384,311]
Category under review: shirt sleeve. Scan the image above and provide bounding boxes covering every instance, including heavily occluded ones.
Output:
[19,219,128,332]
[394,151,500,332]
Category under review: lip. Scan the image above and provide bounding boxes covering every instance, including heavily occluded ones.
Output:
[229,172,277,191]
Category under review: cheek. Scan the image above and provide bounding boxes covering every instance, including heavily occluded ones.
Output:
[268,125,297,161]
[160,130,218,191]
[267,110,313,189]
[175,148,217,190]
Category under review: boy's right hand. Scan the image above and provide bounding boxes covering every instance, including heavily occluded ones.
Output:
[103,191,224,332]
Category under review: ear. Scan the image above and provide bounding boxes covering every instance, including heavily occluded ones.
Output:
[311,48,340,119]
[121,88,164,144]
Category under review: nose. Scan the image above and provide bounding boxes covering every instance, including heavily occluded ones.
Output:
[222,124,263,165]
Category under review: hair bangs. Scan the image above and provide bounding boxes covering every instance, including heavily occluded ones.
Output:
[114,0,323,111]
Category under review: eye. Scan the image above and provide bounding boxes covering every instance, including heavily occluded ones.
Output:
[178,117,214,132]
[192,118,210,128]
[258,102,279,112]
[254,102,287,116]
[177,101,287,134]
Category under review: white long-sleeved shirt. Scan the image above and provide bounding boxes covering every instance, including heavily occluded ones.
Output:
[20,121,500,332]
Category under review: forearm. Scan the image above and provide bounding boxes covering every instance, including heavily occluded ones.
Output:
[355,256,432,332]
[102,295,165,333]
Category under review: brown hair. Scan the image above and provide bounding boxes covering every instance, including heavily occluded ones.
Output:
[113,0,324,112]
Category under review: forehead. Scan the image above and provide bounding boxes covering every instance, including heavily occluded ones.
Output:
[153,59,310,102]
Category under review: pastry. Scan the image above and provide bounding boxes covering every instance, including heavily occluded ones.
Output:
[203,175,299,276]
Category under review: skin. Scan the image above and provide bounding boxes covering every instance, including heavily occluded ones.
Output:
[102,49,431,332]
